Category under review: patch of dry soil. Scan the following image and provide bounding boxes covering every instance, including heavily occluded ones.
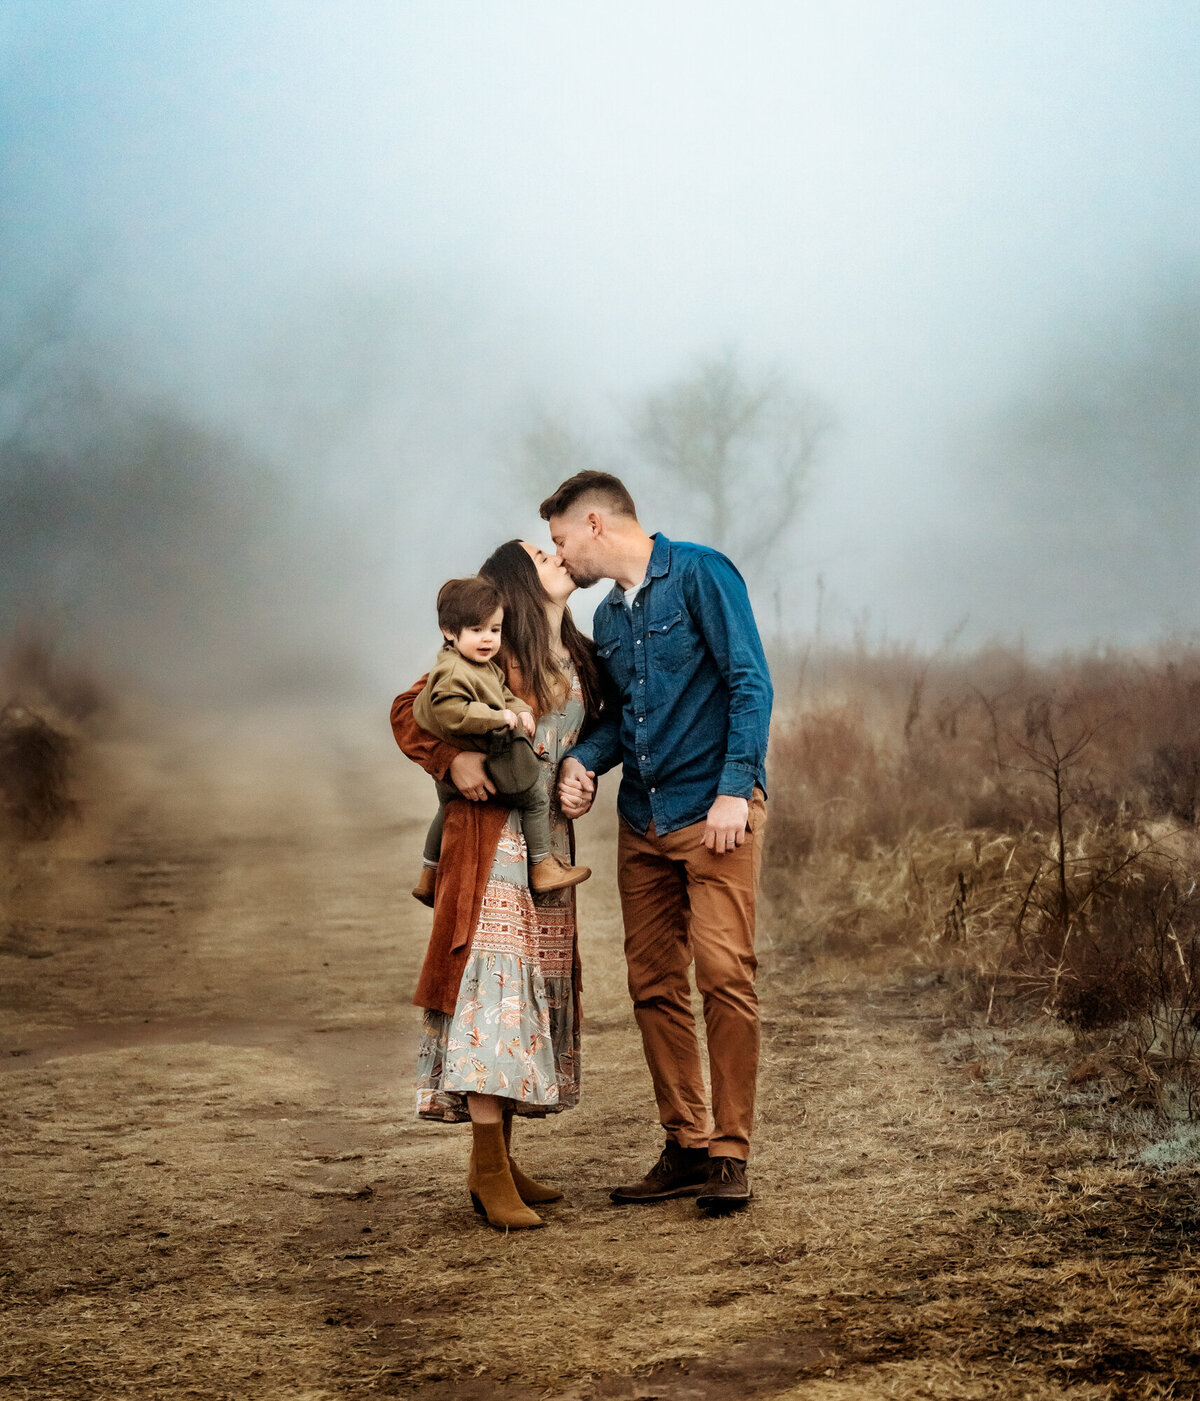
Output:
[2,706,1198,1399]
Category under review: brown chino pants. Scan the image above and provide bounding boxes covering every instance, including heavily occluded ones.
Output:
[617,790,766,1161]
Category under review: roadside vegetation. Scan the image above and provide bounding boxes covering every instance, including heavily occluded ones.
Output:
[0,631,107,957]
[0,631,103,842]
[765,642,1200,1128]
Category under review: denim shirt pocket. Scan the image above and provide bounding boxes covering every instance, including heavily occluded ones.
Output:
[596,635,632,693]
[646,609,693,673]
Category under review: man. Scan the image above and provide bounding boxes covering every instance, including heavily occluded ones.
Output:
[543,471,772,1212]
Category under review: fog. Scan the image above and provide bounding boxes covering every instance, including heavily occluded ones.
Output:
[3,1,1200,696]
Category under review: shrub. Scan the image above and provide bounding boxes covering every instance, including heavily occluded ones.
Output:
[0,702,76,838]
[765,643,1200,1111]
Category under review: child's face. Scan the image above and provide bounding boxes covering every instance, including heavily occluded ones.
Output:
[448,607,503,663]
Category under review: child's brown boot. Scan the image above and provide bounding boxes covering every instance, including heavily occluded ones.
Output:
[411,866,437,907]
[529,853,590,893]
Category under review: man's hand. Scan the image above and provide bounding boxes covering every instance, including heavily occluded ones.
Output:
[704,794,749,854]
[517,711,536,738]
[558,756,596,818]
[449,750,496,802]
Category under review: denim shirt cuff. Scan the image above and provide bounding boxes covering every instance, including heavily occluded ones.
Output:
[565,741,599,773]
[717,762,757,800]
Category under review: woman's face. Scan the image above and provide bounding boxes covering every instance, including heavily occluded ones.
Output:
[521,540,575,604]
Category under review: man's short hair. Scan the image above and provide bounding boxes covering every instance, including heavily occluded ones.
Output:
[538,471,637,522]
[436,577,502,635]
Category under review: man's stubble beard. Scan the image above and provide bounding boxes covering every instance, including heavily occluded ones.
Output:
[566,567,602,589]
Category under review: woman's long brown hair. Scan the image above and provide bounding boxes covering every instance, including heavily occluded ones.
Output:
[479,540,602,718]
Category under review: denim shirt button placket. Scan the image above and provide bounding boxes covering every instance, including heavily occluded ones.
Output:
[635,598,652,791]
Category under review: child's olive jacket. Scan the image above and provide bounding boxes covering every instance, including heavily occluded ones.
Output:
[411,647,533,748]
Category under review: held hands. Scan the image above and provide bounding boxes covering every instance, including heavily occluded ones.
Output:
[704,794,750,854]
[557,756,596,818]
[556,767,748,838]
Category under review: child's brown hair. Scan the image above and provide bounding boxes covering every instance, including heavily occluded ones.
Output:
[436,577,503,637]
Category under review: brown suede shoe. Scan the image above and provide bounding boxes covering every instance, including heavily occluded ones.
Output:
[696,1155,752,1212]
[610,1140,710,1203]
[529,853,591,893]
[411,866,437,907]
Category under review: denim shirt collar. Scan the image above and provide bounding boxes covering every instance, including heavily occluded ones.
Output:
[605,532,672,608]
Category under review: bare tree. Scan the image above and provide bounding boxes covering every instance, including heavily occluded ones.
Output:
[510,403,609,500]
[631,350,834,574]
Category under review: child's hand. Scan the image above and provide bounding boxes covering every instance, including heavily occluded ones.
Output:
[518,711,536,738]
[501,708,520,729]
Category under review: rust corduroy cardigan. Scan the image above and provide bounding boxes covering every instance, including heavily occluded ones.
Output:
[392,666,579,1017]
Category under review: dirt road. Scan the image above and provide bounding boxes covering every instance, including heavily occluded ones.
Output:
[3,707,1198,1399]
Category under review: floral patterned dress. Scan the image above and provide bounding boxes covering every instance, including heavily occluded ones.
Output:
[415,666,585,1122]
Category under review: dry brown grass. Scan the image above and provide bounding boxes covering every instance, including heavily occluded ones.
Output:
[765,644,1200,1119]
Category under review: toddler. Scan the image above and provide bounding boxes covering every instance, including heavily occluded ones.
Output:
[412,576,590,905]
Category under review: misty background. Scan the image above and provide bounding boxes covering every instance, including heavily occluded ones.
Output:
[3,1,1200,699]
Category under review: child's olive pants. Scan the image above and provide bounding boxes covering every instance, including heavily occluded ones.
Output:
[423,733,550,866]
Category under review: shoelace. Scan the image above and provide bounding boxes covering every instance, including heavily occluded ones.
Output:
[715,1159,738,1183]
[651,1148,676,1179]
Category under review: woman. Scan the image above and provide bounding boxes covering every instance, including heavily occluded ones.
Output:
[390,539,602,1230]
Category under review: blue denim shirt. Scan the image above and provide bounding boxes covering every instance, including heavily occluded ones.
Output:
[567,534,773,837]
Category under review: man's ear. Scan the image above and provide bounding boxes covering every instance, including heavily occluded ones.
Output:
[587,509,603,537]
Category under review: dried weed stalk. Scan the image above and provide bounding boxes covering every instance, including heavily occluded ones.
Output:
[766,645,1200,1114]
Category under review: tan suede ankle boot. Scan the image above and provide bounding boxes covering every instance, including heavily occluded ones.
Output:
[503,1113,563,1205]
[466,1121,544,1230]
[528,853,590,893]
